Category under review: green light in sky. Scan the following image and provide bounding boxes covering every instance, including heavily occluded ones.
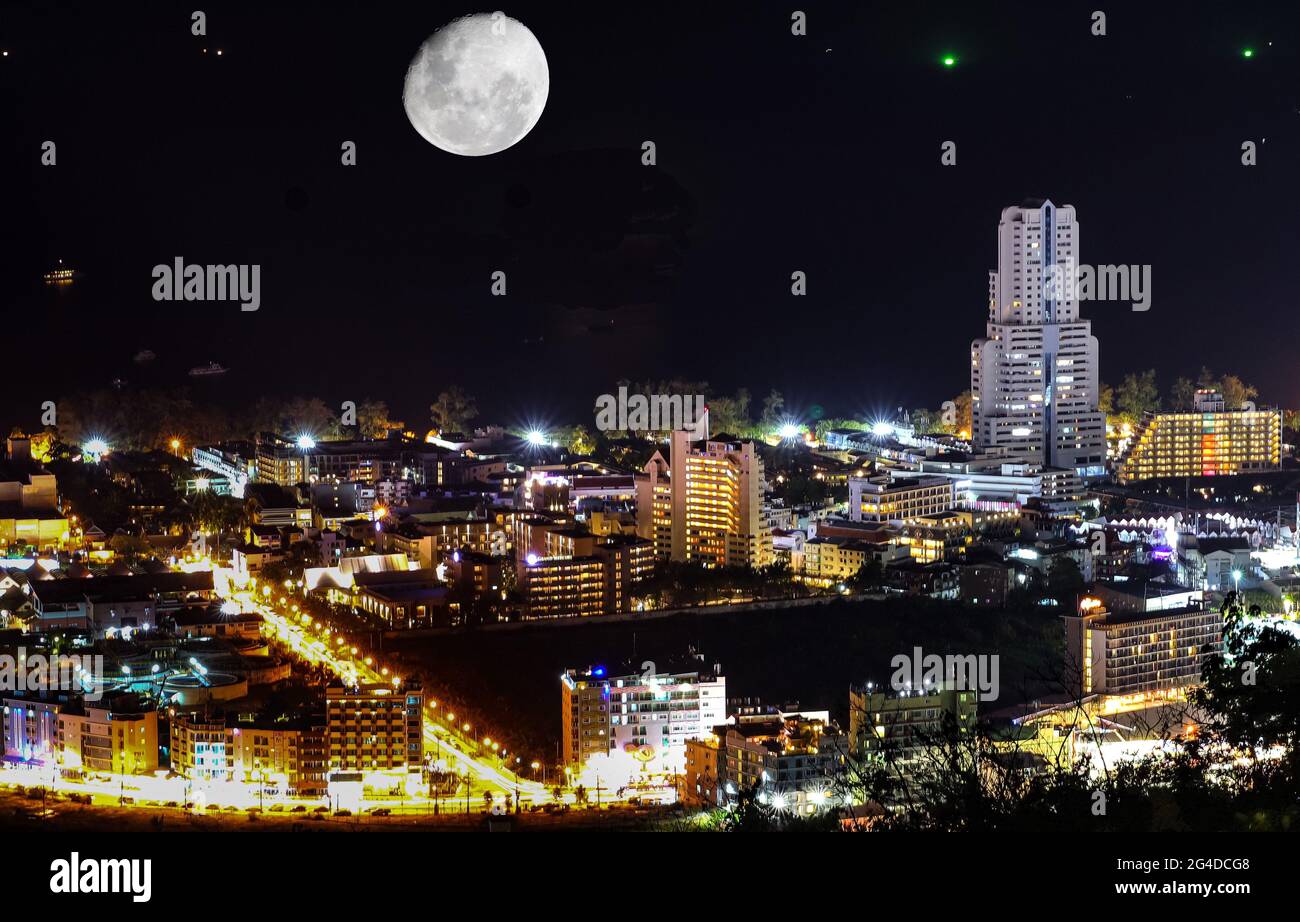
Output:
[1242,48,1254,58]
[942,55,956,67]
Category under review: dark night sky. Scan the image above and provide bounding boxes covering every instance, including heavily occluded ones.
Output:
[3,1,1299,433]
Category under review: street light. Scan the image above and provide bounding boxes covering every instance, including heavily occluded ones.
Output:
[1232,568,1242,594]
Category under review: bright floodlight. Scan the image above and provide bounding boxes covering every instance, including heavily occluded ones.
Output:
[778,422,800,440]
[84,437,109,456]
[221,600,241,616]
[526,430,545,446]
[871,420,894,437]
[296,434,316,450]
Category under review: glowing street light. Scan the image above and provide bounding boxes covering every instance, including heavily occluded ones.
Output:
[83,437,110,458]
[526,429,545,447]
[295,434,316,450]
[778,421,801,440]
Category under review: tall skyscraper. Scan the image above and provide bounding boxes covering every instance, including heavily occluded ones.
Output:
[970,199,1106,475]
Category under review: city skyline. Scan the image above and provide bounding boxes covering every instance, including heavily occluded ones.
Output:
[6,0,1300,878]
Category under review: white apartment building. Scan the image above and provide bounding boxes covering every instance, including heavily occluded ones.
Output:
[971,199,1106,476]
[848,474,954,523]
[561,661,727,774]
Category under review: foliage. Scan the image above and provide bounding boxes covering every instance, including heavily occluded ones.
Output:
[429,386,479,435]
[1115,369,1159,422]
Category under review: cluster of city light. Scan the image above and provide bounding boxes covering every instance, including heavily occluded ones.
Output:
[234,578,557,807]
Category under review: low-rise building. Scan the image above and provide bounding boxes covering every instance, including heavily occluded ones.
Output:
[719,714,846,813]
[171,713,234,782]
[849,474,954,523]
[848,683,978,770]
[315,567,448,629]
[30,572,216,634]
[229,719,328,795]
[884,559,959,599]
[957,561,1014,608]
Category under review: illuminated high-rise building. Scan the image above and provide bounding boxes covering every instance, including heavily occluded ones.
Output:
[971,200,1106,475]
[637,426,771,569]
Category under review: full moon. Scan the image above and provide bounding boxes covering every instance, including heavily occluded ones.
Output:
[402,13,549,157]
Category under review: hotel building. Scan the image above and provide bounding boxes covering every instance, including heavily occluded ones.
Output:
[970,200,1106,475]
[848,474,954,523]
[1063,598,1224,697]
[637,429,772,569]
[1116,389,1281,483]
[561,660,726,773]
[325,683,424,777]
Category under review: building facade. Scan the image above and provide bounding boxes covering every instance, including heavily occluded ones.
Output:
[325,683,424,777]
[848,684,978,769]
[970,200,1106,475]
[848,474,954,523]
[1064,598,1224,697]
[637,429,772,569]
[1117,390,1281,483]
[561,662,726,773]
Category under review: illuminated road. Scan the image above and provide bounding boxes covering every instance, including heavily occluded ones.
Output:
[230,585,558,806]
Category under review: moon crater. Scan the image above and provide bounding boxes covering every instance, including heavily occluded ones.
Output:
[403,13,549,157]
